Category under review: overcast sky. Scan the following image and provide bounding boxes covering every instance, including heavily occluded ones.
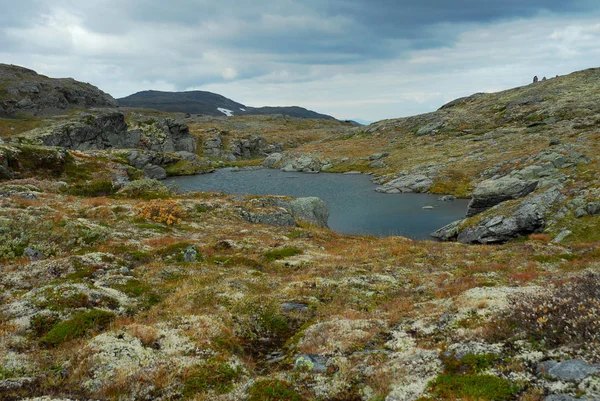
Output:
[2,0,600,122]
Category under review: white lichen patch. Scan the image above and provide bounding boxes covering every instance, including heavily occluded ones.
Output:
[297,318,386,354]
[455,285,542,313]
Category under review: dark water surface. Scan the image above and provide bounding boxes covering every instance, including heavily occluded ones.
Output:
[164,168,469,239]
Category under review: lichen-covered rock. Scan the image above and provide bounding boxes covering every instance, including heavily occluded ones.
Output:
[376,174,433,193]
[458,186,565,244]
[467,176,539,217]
[262,152,283,168]
[539,360,600,382]
[287,197,329,228]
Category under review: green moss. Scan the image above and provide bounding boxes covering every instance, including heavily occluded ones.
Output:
[423,373,520,401]
[5,145,68,178]
[325,160,370,173]
[68,180,117,197]
[165,159,212,176]
[207,255,263,269]
[182,359,243,397]
[443,353,498,374]
[30,313,61,337]
[36,290,90,311]
[40,309,115,347]
[111,279,162,310]
[248,379,305,401]
[263,247,303,261]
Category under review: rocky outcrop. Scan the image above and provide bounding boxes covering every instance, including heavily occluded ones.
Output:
[466,176,539,217]
[133,118,196,153]
[27,111,135,150]
[203,130,281,161]
[241,196,329,228]
[287,197,329,228]
[280,155,327,173]
[15,112,197,154]
[456,186,565,244]
[375,174,433,193]
[0,64,117,116]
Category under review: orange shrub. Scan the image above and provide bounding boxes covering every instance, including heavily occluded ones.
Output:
[135,200,186,225]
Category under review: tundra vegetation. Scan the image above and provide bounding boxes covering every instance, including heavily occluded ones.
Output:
[0,64,599,401]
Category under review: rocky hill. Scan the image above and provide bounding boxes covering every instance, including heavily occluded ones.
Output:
[0,65,599,401]
[118,90,337,120]
[0,64,117,116]
[265,67,600,244]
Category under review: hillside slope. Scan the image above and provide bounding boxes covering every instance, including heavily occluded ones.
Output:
[266,67,600,243]
[0,64,117,116]
[118,90,336,120]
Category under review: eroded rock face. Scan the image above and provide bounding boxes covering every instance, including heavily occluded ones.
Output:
[18,112,197,154]
[203,132,280,161]
[467,176,539,217]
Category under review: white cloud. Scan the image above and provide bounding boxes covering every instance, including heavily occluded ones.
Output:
[1,2,600,121]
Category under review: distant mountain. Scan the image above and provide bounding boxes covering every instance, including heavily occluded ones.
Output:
[0,64,117,116]
[117,90,336,120]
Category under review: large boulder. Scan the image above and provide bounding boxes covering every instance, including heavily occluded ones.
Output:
[466,176,538,217]
[288,197,329,228]
[457,187,565,244]
[280,155,325,172]
[375,174,433,193]
[135,118,197,153]
[262,153,283,168]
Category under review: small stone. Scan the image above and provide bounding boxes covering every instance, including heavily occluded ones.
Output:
[119,266,131,275]
[574,208,587,218]
[183,246,199,262]
[281,302,309,312]
[294,354,328,373]
[23,247,45,261]
[438,195,456,202]
[549,138,561,146]
[552,230,572,243]
[422,206,434,210]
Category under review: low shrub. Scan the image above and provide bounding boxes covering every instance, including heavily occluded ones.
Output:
[134,199,186,225]
[263,247,303,261]
[40,309,115,347]
[489,272,600,356]
[248,379,305,401]
[119,178,176,199]
[182,359,243,396]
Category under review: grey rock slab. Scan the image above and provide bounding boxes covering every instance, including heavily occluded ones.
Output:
[430,219,465,241]
[539,360,599,382]
[467,176,539,217]
[380,174,433,193]
[143,165,167,180]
